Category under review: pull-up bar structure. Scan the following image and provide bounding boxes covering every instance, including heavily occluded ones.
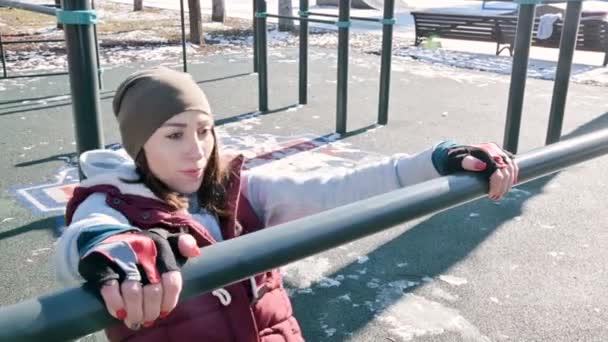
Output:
[503,0,588,153]
[254,0,397,134]
[0,1,606,340]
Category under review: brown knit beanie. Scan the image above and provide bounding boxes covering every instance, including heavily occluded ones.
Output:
[112,66,212,159]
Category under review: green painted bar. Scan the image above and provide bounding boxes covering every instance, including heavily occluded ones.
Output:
[267,13,336,25]
[255,0,269,112]
[377,0,395,125]
[545,0,582,145]
[0,39,64,44]
[299,0,309,105]
[0,33,7,78]
[0,0,56,15]
[336,0,350,134]
[503,3,536,153]
[179,0,188,72]
[62,0,104,178]
[1,72,68,79]
[307,11,381,23]
[91,0,102,90]
[253,0,258,73]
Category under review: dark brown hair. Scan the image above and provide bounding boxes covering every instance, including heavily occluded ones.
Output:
[127,129,231,218]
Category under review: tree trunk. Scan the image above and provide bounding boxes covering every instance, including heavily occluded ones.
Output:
[278,0,294,32]
[188,0,204,45]
[134,0,143,11]
[211,0,225,22]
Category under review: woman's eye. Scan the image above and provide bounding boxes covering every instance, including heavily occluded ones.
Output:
[198,128,211,136]
[167,132,183,139]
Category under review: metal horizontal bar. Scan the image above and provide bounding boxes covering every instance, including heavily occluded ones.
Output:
[0,0,57,16]
[0,39,64,45]
[0,71,68,79]
[266,13,336,25]
[307,11,381,23]
[1,128,608,342]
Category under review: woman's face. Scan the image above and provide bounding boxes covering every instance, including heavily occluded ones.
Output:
[143,110,215,195]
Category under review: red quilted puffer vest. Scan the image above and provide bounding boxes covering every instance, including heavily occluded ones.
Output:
[65,156,304,342]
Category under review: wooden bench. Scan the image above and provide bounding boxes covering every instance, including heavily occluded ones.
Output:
[411,11,608,66]
[411,12,513,56]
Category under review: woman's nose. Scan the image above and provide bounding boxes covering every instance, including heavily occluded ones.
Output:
[185,137,204,159]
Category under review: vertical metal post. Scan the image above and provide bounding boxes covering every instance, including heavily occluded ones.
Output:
[253,0,258,73]
[91,0,103,90]
[180,0,188,72]
[377,0,395,125]
[256,0,269,112]
[0,33,7,78]
[62,0,104,179]
[336,0,351,134]
[546,0,582,145]
[55,0,62,30]
[299,0,309,105]
[93,26,102,89]
[503,3,536,154]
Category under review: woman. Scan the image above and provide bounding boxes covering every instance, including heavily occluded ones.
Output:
[54,66,517,341]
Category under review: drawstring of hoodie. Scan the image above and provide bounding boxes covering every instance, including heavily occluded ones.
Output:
[211,277,264,306]
[250,277,260,301]
[212,288,232,306]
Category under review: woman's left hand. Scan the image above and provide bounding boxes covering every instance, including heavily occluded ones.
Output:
[447,143,519,201]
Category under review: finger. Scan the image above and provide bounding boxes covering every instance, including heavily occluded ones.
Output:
[504,158,516,192]
[178,234,200,258]
[512,158,520,185]
[489,170,505,200]
[499,167,512,197]
[142,283,163,328]
[121,280,144,330]
[100,280,126,321]
[159,271,183,319]
[460,156,487,172]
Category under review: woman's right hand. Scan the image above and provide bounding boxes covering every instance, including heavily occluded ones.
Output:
[78,228,201,330]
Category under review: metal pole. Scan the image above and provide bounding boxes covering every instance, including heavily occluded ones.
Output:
[2,72,67,79]
[255,0,268,112]
[0,33,7,78]
[377,0,395,125]
[503,3,536,154]
[93,25,102,89]
[179,0,188,72]
[253,0,258,73]
[299,0,309,105]
[0,38,64,44]
[307,11,385,23]
[545,1,582,145]
[266,14,336,25]
[2,127,608,342]
[0,0,56,15]
[91,0,103,90]
[336,0,351,134]
[55,0,62,30]
[62,0,104,178]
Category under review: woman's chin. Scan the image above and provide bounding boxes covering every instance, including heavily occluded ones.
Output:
[174,180,203,195]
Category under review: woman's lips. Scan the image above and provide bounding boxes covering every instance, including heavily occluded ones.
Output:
[180,168,203,179]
